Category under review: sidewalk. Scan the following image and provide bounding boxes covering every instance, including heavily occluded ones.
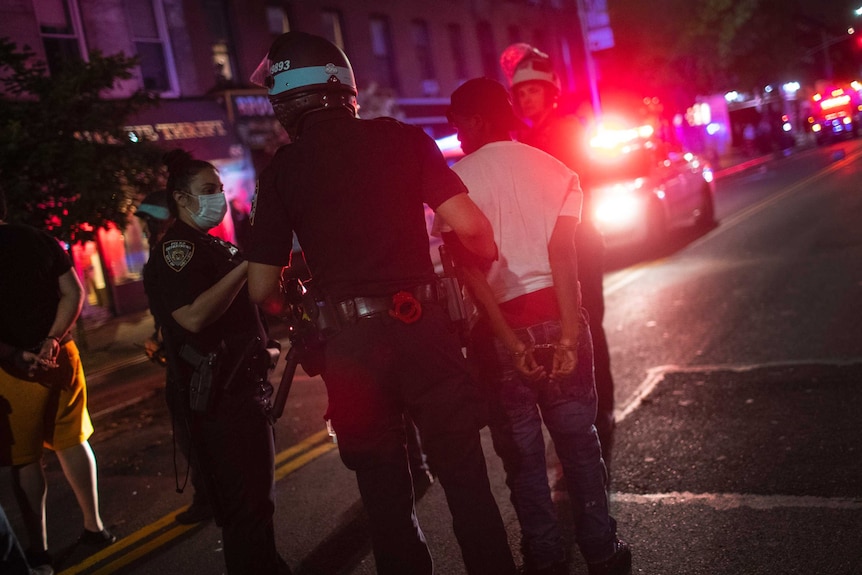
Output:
[75,308,157,378]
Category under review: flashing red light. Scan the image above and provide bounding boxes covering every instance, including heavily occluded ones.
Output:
[821,94,852,110]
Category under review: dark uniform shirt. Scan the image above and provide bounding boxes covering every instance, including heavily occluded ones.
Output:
[148,220,265,374]
[0,224,71,349]
[247,111,468,300]
[518,110,595,212]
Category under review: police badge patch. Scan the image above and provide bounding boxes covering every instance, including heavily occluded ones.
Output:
[164,240,195,271]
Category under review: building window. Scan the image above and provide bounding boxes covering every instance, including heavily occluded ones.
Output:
[476,21,498,80]
[212,42,233,83]
[123,0,178,94]
[411,19,437,95]
[202,0,239,89]
[369,15,400,92]
[266,6,289,34]
[34,0,85,75]
[447,24,468,83]
[321,9,345,51]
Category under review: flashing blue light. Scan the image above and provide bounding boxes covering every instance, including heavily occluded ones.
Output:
[706,122,720,135]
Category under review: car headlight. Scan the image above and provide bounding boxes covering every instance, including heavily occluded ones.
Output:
[592,179,646,231]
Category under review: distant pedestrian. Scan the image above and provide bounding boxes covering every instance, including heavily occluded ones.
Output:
[440,77,632,575]
[246,32,516,575]
[0,188,116,573]
[136,191,212,525]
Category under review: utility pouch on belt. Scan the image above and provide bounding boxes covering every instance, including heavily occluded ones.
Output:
[180,344,218,413]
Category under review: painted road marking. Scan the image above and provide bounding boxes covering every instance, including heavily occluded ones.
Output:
[58,429,337,574]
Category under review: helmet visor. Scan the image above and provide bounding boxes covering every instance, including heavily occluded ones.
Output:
[250,55,274,90]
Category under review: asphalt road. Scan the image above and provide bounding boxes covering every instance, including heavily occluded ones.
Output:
[2,140,862,575]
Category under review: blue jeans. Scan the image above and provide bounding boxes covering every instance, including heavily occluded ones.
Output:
[472,312,617,569]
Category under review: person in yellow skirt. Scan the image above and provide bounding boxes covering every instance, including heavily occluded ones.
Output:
[0,188,115,572]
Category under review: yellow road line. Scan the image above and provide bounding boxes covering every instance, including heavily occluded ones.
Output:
[89,524,198,575]
[275,441,338,481]
[58,429,335,574]
[275,428,331,466]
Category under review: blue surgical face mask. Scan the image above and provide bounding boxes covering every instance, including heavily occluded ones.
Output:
[184,192,227,230]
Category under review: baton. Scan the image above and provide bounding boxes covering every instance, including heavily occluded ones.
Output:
[269,343,300,424]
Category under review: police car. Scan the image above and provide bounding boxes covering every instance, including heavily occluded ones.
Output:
[435,123,717,254]
[586,121,717,252]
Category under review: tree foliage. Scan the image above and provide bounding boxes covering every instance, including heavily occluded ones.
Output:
[0,38,165,244]
[605,0,813,105]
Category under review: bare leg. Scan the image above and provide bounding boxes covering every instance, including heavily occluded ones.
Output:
[55,441,104,533]
[10,459,48,552]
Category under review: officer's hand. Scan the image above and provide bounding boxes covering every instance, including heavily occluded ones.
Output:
[512,347,544,382]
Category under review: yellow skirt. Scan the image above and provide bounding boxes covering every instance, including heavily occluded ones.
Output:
[0,341,94,466]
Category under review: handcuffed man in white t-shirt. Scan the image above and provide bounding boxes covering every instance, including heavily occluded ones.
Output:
[436,77,632,575]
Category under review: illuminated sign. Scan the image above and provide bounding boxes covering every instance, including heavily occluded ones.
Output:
[124,120,228,142]
[233,95,275,118]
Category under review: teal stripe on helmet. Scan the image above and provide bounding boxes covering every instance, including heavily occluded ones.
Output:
[269,65,356,96]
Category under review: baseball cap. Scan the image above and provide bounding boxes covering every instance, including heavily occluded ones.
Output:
[447,78,525,131]
[135,191,170,221]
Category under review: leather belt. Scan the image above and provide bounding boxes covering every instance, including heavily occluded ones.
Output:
[335,283,440,324]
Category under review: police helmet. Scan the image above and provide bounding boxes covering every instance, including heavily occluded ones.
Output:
[251,32,357,139]
[500,43,561,94]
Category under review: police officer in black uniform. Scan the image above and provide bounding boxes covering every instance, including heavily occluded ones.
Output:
[146,149,288,574]
[246,32,516,575]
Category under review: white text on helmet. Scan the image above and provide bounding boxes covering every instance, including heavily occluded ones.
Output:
[270,59,291,75]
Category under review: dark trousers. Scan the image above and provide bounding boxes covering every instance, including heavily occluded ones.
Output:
[321,305,516,575]
[576,221,616,463]
[190,383,280,574]
[165,375,208,505]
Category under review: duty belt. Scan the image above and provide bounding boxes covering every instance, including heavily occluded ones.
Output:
[335,282,440,325]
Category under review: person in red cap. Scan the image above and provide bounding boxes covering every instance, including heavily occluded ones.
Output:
[440,77,631,575]
[501,43,618,472]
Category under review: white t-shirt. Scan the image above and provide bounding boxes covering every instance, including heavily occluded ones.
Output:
[444,140,581,304]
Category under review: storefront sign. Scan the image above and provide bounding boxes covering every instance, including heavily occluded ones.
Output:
[125,120,228,142]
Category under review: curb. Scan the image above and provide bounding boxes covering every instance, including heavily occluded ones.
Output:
[714,154,772,179]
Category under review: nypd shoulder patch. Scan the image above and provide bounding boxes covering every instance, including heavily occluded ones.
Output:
[164,240,195,272]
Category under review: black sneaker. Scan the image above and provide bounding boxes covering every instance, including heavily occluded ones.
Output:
[78,528,117,547]
[25,549,53,569]
[587,539,631,575]
[175,500,213,525]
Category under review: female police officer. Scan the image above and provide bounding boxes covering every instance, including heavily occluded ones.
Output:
[146,149,288,574]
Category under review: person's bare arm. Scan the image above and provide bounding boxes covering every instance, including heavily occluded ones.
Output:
[33,268,85,370]
[548,216,581,380]
[435,193,497,263]
[172,261,249,333]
